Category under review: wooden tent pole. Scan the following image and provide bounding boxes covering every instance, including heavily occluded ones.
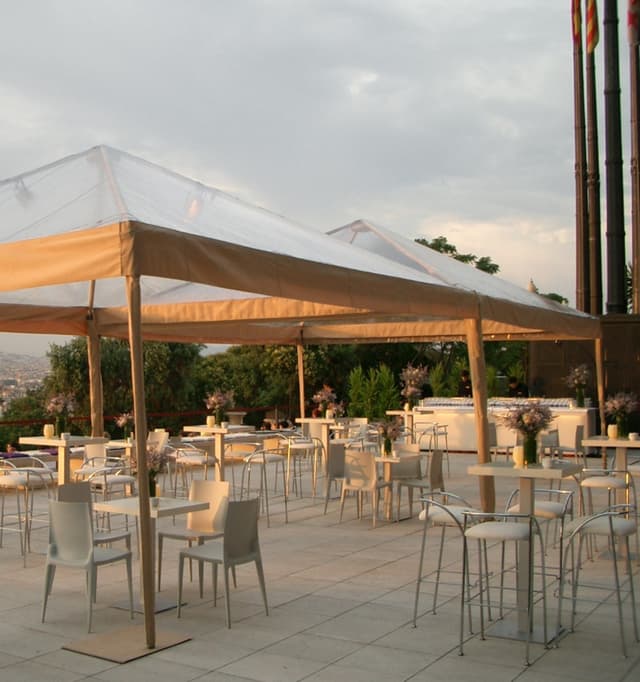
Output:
[86,316,104,437]
[466,315,495,513]
[297,336,305,418]
[126,275,155,648]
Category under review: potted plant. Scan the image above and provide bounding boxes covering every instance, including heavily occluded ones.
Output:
[498,401,554,466]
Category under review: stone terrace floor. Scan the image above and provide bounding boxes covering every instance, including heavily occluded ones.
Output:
[0,451,639,681]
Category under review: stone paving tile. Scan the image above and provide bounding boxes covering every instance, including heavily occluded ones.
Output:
[0,452,638,681]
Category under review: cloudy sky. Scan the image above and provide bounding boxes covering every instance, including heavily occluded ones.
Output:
[0,1,633,355]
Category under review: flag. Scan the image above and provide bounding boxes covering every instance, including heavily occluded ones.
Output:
[587,0,599,53]
[630,0,640,45]
[572,0,582,45]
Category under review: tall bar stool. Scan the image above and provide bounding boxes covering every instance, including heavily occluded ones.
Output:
[460,510,547,666]
[556,505,639,657]
[0,461,55,565]
[413,490,479,624]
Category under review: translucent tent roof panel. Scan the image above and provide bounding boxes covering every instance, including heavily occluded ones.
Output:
[0,146,465,294]
[328,219,588,316]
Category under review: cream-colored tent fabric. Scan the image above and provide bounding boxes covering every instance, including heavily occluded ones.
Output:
[0,147,602,647]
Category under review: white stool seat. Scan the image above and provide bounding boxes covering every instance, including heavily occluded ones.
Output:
[419,504,475,525]
[508,500,565,520]
[581,475,628,489]
[564,514,637,538]
[465,520,530,542]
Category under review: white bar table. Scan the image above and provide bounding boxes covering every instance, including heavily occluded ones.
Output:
[18,435,108,485]
[182,425,230,481]
[295,418,334,464]
[93,495,209,612]
[581,435,640,471]
[467,460,581,641]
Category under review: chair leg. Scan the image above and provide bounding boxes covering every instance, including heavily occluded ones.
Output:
[126,555,134,620]
[41,564,55,623]
[413,511,429,626]
[223,564,232,628]
[177,554,185,617]
[255,556,269,616]
[157,535,164,591]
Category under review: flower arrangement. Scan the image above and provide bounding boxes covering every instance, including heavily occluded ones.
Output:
[205,389,235,412]
[312,384,337,407]
[146,444,169,496]
[604,392,638,418]
[498,401,554,438]
[400,363,429,406]
[147,444,169,476]
[564,364,590,389]
[205,389,234,424]
[564,364,590,407]
[114,412,133,439]
[329,400,345,417]
[376,417,403,455]
[498,401,554,465]
[46,393,75,416]
[46,393,75,435]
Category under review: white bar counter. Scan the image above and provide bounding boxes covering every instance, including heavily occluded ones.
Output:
[413,399,596,452]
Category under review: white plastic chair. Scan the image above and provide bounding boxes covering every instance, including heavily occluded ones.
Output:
[395,447,444,520]
[57,481,132,551]
[339,447,391,528]
[158,479,229,591]
[41,499,133,632]
[177,496,268,628]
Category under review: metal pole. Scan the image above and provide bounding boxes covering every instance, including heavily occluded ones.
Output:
[603,0,627,313]
[573,0,590,311]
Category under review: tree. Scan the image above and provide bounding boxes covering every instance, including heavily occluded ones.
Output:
[415,236,500,274]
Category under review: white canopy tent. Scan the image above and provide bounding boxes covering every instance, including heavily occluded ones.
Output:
[0,147,601,647]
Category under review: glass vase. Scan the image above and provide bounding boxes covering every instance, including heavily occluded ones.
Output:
[576,386,585,408]
[215,408,224,426]
[149,472,158,497]
[55,415,65,437]
[383,437,392,457]
[523,435,538,466]
[616,414,628,439]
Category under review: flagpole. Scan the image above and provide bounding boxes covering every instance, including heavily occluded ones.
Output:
[573,0,590,311]
[586,0,603,315]
[603,0,627,313]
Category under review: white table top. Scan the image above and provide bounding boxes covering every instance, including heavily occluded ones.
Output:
[582,435,640,448]
[468,460,581,480]
[93,496,209,518]
[375,451,421,463]
[19,435,108,447]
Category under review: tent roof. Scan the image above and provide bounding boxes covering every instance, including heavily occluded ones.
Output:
[0,146,600,344]
[325,219,600,342]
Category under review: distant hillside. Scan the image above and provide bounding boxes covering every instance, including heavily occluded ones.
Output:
[0,352,50,382]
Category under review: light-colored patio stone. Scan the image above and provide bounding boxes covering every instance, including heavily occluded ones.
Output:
[0,451,637,681]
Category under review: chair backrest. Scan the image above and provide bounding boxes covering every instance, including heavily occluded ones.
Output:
[58,481,92,503]
[223,497,260,561]
[48,499,93,563]
[574,424,585,452]
[429,449,444,490]
[187,480,230,533]
[391,445,422,479]
[147,430,169,453]
[343,447,377,488]
[84,442,107,464]
[327,442,345,478]
[488,422,498,449]
[540,429,559,448]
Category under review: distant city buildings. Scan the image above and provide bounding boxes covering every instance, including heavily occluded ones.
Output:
[0,353,50,414]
